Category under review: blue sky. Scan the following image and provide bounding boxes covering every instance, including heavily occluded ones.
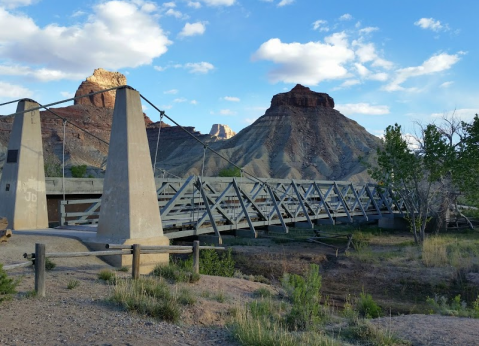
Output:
[0,0,478,138]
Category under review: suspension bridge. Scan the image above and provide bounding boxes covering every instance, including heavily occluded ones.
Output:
[0,86,409,269]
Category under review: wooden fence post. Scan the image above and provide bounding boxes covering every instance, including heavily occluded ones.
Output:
[34,243,46,297]
[193,240,200,275]
[132,244,140,280]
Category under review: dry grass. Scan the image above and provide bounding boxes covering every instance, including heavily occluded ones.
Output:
[422,237,449,267]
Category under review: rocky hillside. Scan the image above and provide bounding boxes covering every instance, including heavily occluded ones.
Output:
[0,69,380,182]
[156,85,380,182]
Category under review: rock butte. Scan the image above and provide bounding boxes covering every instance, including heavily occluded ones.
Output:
[0,69,381,182]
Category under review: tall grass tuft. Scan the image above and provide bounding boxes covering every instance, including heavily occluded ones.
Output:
[0,264,18,302]
[110,277,181,323]
[229,307,340,346]
[422,237,448,267]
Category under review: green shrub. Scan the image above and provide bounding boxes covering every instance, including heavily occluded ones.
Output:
[117,266,129,272]
[45,258,56,271]
[0,264,18,302]
[282,264,325,330]
[426,294,479,318]
[357,291,382,318]
[177,288,196,306]
[67,279,80,290]
[70,165,88,178]
[98,269,116,283]
[343,318,406,346]
[215,291,226,303]
[253,287,273,299]
[229,307,340,346]
[198,248,235,277]
[152,263,199,283]
[110,278,180,323]
[218,166,241,177]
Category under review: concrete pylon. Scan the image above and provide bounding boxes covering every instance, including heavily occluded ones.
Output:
[94,86,169,272]
[0,99,48,230]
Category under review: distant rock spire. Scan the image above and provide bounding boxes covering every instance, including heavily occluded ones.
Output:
[209,124,236,139]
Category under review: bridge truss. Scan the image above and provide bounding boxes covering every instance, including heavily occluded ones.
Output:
[59,176,411,241]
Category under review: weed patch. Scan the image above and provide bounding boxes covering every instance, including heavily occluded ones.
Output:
[67,279,80,290]
[0,264,18,302]
[110,277,181,323]
[98,269,116,283]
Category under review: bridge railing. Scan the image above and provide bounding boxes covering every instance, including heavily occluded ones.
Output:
[58,176,408,240]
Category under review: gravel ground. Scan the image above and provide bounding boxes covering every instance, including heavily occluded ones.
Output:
[2,233,479,346]
[372,314,479,346]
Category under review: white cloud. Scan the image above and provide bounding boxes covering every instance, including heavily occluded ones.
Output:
[187,1,201,8]
[173,97,187,103]
[162,105,173,110]
[224,96,240,102]
[190,99,198,105]
[60,91,74,98]
[385,53,461,91]
[141,2,157,12]
[337,79,360,88]
[414,18,448,32]
[202,0,235,6]
[312,20,329,32]
[359,27,378,34]
[165,8,186,18]
[354,63,369,77]
[0,64,84,81]
[71,10,86,18]
[184,62,214,74]
[163,2,176,8]
[339,13,352,21]
[278,0,294,7]
[439,81,454,88]
[154,61,214,74]
[178,21,207,37]
[0,2,171,80]
[336,103,390,116]
[368,72,388,81]
[220,109,236,115]
[253,37,354,85]
[353,41,393,70]
[0,81,32,98]
[164,89,179,94]
[0,0,34,9]
[141,104,148,111]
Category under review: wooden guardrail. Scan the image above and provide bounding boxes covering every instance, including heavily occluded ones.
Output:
[3,241,225,297]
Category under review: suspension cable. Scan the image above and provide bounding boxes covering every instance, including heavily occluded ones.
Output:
[140,93,303,203]
[2,86,123,117]
[0,99,25,107]
[39,104,110,146]
[153,112,164,176]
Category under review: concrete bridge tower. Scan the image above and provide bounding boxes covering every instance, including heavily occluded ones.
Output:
[0,99,48,230]
[92,86,169,272]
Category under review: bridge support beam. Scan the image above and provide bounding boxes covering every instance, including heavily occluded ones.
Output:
[0,99,48,230]
[92,86,168,273]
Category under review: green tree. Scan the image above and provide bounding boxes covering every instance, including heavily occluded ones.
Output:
[369,115,479,243]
